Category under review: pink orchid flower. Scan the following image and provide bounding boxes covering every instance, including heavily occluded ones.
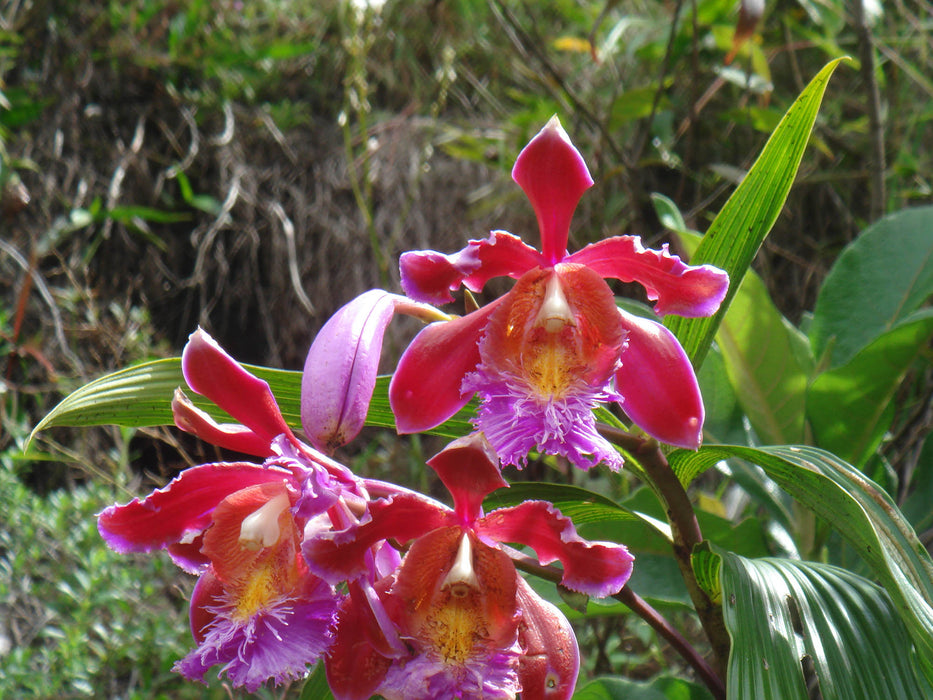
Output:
[98,329,362,690]
[304,117,729,470]
[304,433,634,699]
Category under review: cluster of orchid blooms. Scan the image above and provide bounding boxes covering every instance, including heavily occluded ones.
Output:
[98,118,729,699]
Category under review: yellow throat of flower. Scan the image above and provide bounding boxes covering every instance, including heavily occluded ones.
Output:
[232,563,282,621]
[520,274,579,400]
[427,534,486,664]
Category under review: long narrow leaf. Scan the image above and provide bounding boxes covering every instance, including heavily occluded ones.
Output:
[29,358,474,445]
[665,57,847,369]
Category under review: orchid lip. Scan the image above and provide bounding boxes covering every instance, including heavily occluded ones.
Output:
[238,492,290,550]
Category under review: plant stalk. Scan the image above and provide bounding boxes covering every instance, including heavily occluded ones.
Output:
[599,425,731,678]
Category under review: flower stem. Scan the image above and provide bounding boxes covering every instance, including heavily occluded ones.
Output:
[598,425,731,680]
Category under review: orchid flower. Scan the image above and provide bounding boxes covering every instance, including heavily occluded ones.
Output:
[303,117,729,470]
[98,329,364,690]
[304,433,634,699]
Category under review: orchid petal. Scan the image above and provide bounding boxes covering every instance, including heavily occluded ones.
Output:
[426,433,507,525]
[512,116,594,265]
[515,575,579,700]
[182,328,296,446]
[177,572,337,692]
[615,309,705,449]
[325,585,394,700]
[97,462,295,556]
[400,231,545,304]
[189,567,224,643]
[302,290,403,452]
[303,493,454,583]
[172,389,271,457]
[390,299,502,433]
[199,481,300,585]
[569,236,729,318]
[478,500,633,598]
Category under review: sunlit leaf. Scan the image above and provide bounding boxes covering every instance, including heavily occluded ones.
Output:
[673,227,813,445]
[720,553,933,699]
[717,271,813,444]
[665,57,848,370]
[28,358,474,445]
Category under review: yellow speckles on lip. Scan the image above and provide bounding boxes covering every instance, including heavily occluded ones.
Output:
[423,589,487,664]
[522,331,579,400]
[232,564,280,621]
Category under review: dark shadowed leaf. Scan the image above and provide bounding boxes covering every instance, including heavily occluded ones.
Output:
[809,205,933,367]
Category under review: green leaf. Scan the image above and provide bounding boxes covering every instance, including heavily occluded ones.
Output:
[665,57,848,369]
[715,268,813,445]
[809,205,933,367]
[609,85,671,129]
[669,444,933,682]
[807,309,933,466]
[720,554,933,700]
[298,661,334,700]
[573,675,715,700]
[670,224,812,445]
[29,358,474,445]
[691,542,722,604]
[484,481,647,527]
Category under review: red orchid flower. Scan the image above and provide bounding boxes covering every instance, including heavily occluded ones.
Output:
[303,117,728,470]
[304,433,634,699]
[98,329,357,690]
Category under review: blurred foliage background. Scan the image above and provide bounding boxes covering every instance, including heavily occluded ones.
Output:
[2,0,932,696]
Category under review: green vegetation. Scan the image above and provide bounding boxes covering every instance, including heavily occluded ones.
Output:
[2,0,932,697]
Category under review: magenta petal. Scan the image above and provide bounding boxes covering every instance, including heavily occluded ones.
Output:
[512,117,594,265]
[303,494,454,583]
[400,231,545,304]
[173,389,272,457]
[569,236,729,318]
[478,501,633,598]
[302,290,403,452]
[97,462,295,555]
[615,309,705,448]
[515,576,579,700]
[399,246,480,305]
[426,433,507,525]
[389,300,501,433]
[182,329,295,446]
